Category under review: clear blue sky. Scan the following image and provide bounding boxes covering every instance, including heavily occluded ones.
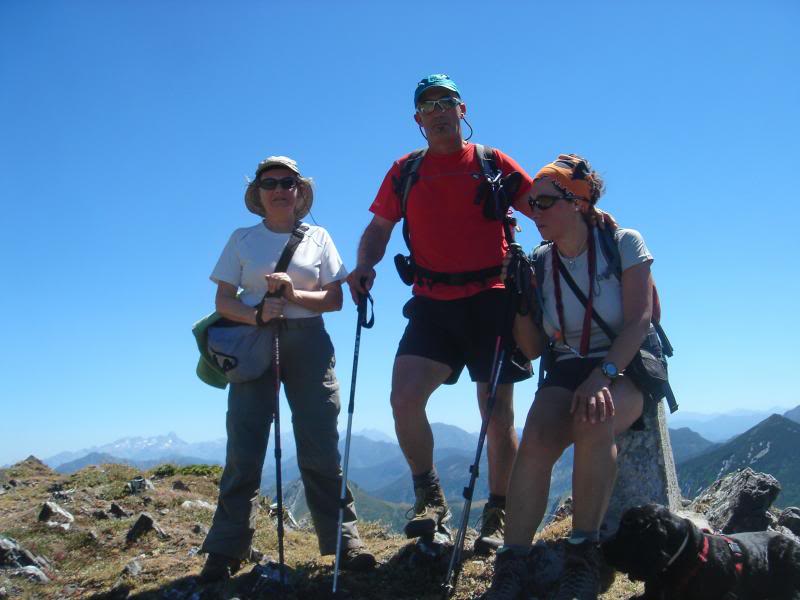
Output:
[1,1,798,464]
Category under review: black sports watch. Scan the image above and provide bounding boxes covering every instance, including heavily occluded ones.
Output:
[600,361,620,380]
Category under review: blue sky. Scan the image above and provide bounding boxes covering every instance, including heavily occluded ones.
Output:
[1,1,798,464]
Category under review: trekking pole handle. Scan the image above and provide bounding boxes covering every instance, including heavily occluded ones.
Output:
[357,277,375,329]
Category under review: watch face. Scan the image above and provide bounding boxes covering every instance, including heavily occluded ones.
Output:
[603,362,619,378]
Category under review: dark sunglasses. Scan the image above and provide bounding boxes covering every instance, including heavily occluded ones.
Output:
[258,176,297,191]
[528,194,575,211]
[416,96,461,115]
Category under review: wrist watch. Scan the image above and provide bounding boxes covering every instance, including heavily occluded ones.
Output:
[600,361,620,380]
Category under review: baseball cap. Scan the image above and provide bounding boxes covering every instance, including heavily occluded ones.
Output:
[413,74,461,107]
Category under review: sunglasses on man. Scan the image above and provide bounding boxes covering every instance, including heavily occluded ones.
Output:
[258,176,297,191]
[416,96,461,115]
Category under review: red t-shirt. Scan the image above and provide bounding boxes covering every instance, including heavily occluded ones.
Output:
[370,143,532,300]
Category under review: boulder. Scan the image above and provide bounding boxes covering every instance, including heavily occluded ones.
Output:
[92,510,109,520]
[778,507,800,536]
[126,513,169,543]
[172,480,190,492]
[9,566,49,583]
[180,500,215,511]
[109,503,130,519]
[0,537,48,571]
[688,468,781,533]
[122,559,142,578]
[601,401,682,537]
[124,476,154,495]
[38,501,74,524]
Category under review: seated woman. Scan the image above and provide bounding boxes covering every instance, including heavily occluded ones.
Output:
[484,155,655,600]
[199,155,375,581]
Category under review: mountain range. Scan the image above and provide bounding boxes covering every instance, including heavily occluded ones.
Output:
[28,404,800,530]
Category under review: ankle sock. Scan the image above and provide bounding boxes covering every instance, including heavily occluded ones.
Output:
[498,544,529,558]
[412,467,440,489]
[568,529,599,545]
[487,494,506,509]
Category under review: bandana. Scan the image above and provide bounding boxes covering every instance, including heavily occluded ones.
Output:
[533,154,599,205]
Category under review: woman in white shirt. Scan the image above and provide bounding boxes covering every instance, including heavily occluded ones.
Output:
[198,156,375,582]
[485,155,655,600]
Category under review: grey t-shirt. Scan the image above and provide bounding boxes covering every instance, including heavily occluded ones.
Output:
[538,228,653,360]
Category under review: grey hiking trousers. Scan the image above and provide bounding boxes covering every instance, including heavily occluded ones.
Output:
[201,316,362,559]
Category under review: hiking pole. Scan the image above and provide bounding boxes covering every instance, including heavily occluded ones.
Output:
[441,243,526,600]
[271,322,287,593]
[332,284,374,596]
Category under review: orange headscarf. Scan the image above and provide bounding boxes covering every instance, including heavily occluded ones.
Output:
[533,154,601,205]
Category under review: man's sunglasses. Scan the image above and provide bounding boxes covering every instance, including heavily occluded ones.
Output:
[528,194,575,211]
[258,176,297,191]
[416,96,461,115]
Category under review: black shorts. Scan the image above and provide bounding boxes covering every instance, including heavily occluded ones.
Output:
[396,289,532,385]
[540,357,604,392]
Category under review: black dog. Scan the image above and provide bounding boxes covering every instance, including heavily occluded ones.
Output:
[601,504,800,600]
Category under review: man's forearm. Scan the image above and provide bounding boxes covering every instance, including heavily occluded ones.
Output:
[357,221,391,268]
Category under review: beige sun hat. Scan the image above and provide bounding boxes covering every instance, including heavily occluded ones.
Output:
[244,155,314,219]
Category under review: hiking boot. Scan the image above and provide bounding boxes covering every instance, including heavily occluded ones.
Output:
[473,503,505,555]
[339,546,377,572]
[404,483,451,539]
[553,540,601,600]
[481,550,529,600]
[198,552,242,583]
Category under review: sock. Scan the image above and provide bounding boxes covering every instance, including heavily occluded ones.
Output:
[487,494,506,509]
[568,529,599,545]
[412,467,440,489]
[497,544,530,558]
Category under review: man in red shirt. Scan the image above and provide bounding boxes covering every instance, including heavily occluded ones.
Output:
[347,74,535,554]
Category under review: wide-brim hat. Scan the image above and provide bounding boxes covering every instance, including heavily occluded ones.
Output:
[244,155,313,219]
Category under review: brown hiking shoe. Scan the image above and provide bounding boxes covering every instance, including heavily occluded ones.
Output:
[198,552,242,583]
[553,540,601,600]
[481,550,529,600]
[473,503,505,555]
[339,546,377,571]
[404,483,451,539]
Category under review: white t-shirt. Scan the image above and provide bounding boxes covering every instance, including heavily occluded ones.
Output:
[210,222,348,319]
[537,228,653,360]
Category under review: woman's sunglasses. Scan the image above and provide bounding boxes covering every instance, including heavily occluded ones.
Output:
[528,194,574,211]
[258,176,297,191]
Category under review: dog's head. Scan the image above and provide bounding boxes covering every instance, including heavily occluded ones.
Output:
[602,504,693,581]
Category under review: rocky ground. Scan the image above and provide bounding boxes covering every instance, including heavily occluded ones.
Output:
[0,456,647,599]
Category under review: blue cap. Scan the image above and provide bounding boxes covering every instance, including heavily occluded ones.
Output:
[413,74,461,107]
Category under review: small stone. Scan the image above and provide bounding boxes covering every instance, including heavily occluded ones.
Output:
[126,512,169,543]
[172,480,190,491]
[190,523,208,536]
[187,546,199,557]
[122,559,142,577]
[10,566,49,583]
[92,510,109,520]
[110,503,130,518]
[38,501,74,524]
[0,586,7,598]
[159,509,169,515]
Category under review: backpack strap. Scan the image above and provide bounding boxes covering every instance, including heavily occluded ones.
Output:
[597,226,673,357]
[255,221,309,322]
[475,144,499,180]
[391,149,426,253]
[531,241,554,388]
